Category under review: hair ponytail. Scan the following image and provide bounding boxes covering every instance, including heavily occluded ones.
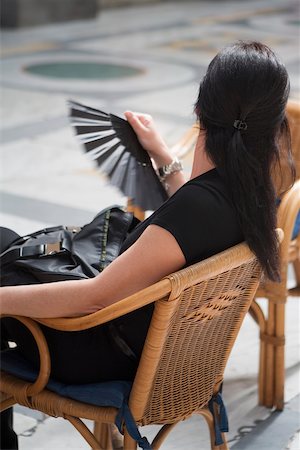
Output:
[223,129,280,281]
[195,41,295,281]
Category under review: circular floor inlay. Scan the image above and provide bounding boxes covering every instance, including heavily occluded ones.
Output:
[24,62,143,80]
[288,20,300,26]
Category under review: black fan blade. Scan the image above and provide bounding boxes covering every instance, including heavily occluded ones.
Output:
[100,144,127,175]
[68,100,167,210]
[69,101,111,122]
[90,139,122,166]
[110,114,151,166]
[135,163,168,210]
[110,151,131,189]
[119,155,137,199]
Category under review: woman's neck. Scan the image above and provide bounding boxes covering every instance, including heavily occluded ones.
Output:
[190,130,215,179]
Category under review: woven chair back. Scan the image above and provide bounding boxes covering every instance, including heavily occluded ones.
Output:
[129,243,261,426]
[269,100,300,195]
[287,100,300,180]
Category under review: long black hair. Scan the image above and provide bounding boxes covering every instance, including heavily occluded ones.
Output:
[195,41,295,281]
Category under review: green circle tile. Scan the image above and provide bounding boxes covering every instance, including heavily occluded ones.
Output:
[288,20,300,26]
[24,62,143,80]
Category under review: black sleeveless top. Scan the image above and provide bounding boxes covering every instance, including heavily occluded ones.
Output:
[113,168,243,359]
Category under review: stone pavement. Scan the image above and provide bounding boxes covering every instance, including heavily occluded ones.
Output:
[1,1,300,449]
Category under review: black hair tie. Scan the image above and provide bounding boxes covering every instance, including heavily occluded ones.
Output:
[233,119,247,131]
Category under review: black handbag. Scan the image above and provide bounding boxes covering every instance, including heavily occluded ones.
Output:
[0,205,139,287]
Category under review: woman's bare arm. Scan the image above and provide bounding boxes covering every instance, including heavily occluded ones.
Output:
[0,225,185,318]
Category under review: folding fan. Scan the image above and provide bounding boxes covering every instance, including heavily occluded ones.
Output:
[68,100,168,211]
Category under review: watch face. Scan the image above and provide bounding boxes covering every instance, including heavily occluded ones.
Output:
[158,159,183,179]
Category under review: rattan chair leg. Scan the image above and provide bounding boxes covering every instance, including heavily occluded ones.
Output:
[293,258,300,287]
[274,302,286,410]
[259,337,267,406]
[264,301,276,407]
[151,422,179,450]
[123,428,137,450]
[66,415,105,449]
[197,407,229,450]
[274,346,285,411]
[93,421,113,450]
[249,301,267,406]
[217,435,229,450]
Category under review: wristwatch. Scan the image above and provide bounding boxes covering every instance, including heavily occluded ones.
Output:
[158,157,183,180]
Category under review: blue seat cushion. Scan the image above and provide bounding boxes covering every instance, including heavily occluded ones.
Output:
[1,349,131,408]
[1,349,154,449]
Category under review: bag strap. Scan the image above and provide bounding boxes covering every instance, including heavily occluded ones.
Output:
[0,225,79,266]
[0,241,65,266]
[208,385,229,446]
[115,403,152,450]
[107,323,137,362]
[21,225,66,239]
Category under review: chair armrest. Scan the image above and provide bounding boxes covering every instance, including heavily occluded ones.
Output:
[37,240,258,332]
[3,240,258,333]
[35,278,171,332]
[0,316,51,395]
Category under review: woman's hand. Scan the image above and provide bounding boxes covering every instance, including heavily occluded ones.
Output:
[124,111,186,196]
[124,111,172,168]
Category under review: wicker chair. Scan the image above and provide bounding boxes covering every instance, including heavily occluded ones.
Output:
[250,179,300,410]
[1,241,262,450]
[248,100,300,410]
[287,100,300,179]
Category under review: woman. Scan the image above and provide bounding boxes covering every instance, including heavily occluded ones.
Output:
[0,41,295,448]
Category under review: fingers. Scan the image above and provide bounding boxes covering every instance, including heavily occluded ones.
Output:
[135,113,152,127]
[124,111,146,133]
[126,111,152,122]
[124,111,152,132]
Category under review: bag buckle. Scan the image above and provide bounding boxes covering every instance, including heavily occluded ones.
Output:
[18,244,62,257]
[65,226,81,233]
[42,242,62,255]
